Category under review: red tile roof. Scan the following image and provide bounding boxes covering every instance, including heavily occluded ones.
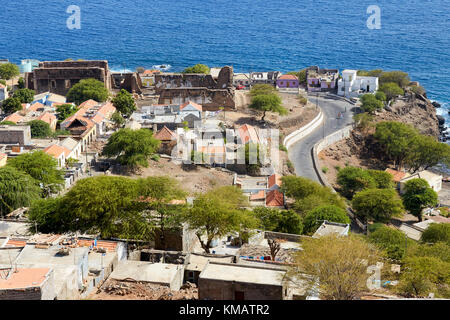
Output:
[27,102,45,113]
[3,112,24,124]
[180,101,202,112]
[278,74,298,80]
[250,190,265,201]
[77,239,118,252]
[0,268,51,289]
[78,99,99,109]
[238,124,259,144]
[268,174,282,189]
[154,126,177,141]
[5,239,27,247]
[37,112,56,125]
[266,190,284,207]
[44,144,67,158]
[385,168,407,183]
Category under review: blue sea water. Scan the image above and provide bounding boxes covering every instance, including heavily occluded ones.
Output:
[1,0,449,118]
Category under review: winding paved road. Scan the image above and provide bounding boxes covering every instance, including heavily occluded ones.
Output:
[288,94,355,181]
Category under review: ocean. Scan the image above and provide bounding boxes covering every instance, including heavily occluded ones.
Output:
[1,0,449,120]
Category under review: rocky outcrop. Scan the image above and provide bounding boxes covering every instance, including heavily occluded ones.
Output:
[376,93,440,137]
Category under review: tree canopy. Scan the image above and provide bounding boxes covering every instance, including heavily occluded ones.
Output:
[287,235,381,300]
[66,78,109,105]
[182,186,256,253]
[421,223,450,245]
[55,103,77,121]
[182,64,210,74]
[13,88,35,104]
[401,178,438,221]
[0,63,20,81]
[253,207,303,234]
[337,166,394,199]
[102,128,161,170]
[360,94,384,113]
[249,92,286,121]
[379,82,404,103]
[28,120,52,138]
[1,97,22,114]
[352,188,404,223]
[0,166,41,216]
[112,89,136,117]
[368,225,410,260]
[302,205,350,235]
[7,150,64,196]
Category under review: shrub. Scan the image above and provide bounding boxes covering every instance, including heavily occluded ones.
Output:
[303,205,350,235]
[421,223,450,245]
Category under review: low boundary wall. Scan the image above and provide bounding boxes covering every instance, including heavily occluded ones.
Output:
[283,110,323,149]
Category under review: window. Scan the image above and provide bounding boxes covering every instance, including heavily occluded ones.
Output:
[235,291,245,300]
[51,80,56,88]
[65,79,71,88]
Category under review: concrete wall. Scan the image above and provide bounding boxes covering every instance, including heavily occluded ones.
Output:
[283,110,323,149]
[0,126,31,145]
[198,278,284,300]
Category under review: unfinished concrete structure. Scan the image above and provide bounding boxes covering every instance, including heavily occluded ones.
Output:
[25,60,112,96]
[198,262,288,300]
[154,66,235,110]
[0,125,32,146]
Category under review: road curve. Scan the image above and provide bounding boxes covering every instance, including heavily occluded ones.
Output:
[288,94,355,181]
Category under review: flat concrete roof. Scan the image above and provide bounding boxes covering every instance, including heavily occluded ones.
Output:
[199,262,286,286]
[0,221,30,238]
[109,261,182,285]
[186,254,234,272]
[16,244,89,266]
[0,248,23,266]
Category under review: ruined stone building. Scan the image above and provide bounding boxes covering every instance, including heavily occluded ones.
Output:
[154,66,235,110]
[25,60,113,96]
[24,60,143,97]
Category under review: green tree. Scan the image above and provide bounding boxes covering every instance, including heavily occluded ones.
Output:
[61,176,153,239]
[421,223,450,245]
[249,84,277,97]
[303,205,350,235]
[406,242,450,263]
[0,166,41,216]
[249,93,286,121]
[66,78,109,105]
[288,235,381,300]
[136,176,187,248]
[243,142,262,175]
[352,188,404,223]
[182,186,254,253]
[410,85,426,96]
[379,82,404,103]
[353,112,374,134]
[0,63,20,87]
[112,89,136,117]
[379,71,410,88]
[1,97,22,114]
[55,103,77,121]
[111,111,125,129]
[286,69,307,86]
[28,120,52,138]
[182,64,210,74]
[401,178,438,222]
[397,256,450,298]
[374,121,418,168]
[367,169,394,189]
[253,207,303,234]
[357,69,383,77]
[405,135,450,173]
[7,150,64,196]
[27,198,67,233]
[102,128,160,170]
[17,77,25,89]
[13,88,35,104]
[368,225,409,260]
[360,94,384,113]
[337,166,377,199]
[374,91,386,101]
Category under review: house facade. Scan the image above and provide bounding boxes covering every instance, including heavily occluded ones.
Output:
[306,66,339,92]
[276,75,299,92]
[250,71,281,87]
[337,70,379,98]
[0,84,8,102]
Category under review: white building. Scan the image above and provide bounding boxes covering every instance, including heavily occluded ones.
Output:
[338,70,379,98]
